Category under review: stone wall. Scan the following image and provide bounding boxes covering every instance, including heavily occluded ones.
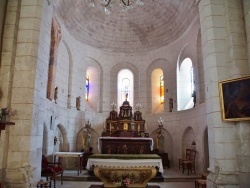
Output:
[0,0,249,187]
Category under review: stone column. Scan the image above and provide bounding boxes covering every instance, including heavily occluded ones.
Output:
[1,0,45,187]
[0,0,20,184]
[198,0,249,187]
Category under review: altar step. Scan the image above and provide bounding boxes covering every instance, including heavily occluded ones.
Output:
[61,170,199,183]
[61,175,197,183]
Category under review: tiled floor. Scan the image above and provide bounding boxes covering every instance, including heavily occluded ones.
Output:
[43,168,200,188]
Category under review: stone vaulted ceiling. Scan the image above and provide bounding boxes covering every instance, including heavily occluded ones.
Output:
[54,0,199,53]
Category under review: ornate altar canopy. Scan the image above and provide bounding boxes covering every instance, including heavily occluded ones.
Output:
[101,100,152,154]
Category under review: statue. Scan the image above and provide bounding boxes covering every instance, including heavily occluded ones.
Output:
[125,93,128,101]
[192,91,196,107]
[54,87,58,104]
[107,145,112,154]
[169,98,173,112]
[122,144,128,154]
[156,129,165,152]
[82,130,91,150]
[140,146,144,154]
[123,123,128,130]
[76,96,81,110]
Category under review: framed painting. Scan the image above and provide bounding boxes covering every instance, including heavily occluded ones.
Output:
[219,76,250,121]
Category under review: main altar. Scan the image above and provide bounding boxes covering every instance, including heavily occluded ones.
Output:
[89,100,162,188]
[101,100,152,154]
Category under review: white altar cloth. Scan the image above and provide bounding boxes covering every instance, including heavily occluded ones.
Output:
[86,158,163,173]
[53,152,83,175]
[97,137,154,152]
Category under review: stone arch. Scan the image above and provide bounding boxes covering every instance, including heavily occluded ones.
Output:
[196,28,205,105]
[151,128,173,166]
[76,127,99,154]
[42,123,49,155]
[62,40,73,109]
[82,57,103,112]
[181,126,195,157]
[176,43,198,111]
[110,62,139,109]
[202,125,209,172]
[47,17,62,100]
[146,58,172,114]
[54,124,69,152]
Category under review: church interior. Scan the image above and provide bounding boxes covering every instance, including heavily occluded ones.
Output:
[0,0,250,187]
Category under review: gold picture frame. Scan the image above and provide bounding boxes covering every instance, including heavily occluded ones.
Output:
[219,76,250,121]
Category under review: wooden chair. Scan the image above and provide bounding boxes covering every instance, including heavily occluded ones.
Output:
[41,155,64,188]
[182,149,197,175]
[195,173,208,188]
[179,149,191,169]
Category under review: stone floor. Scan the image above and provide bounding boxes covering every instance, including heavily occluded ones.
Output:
[42,167,201,188]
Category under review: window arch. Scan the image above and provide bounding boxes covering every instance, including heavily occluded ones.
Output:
[117,69,134,108]
[151,68,164,113]
[177,58,194,111]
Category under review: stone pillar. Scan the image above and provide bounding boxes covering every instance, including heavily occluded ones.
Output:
[0,0,20,184]
[243,0,250,70]
[198,0,249,187]
[0,0,45,187]
[0,0,7,61]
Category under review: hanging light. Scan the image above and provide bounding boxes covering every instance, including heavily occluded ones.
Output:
[87,0,144,15]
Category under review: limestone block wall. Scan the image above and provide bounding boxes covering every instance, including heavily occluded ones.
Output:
[0,0,7,59]
[198,0,250,187]
[1,0,249,187]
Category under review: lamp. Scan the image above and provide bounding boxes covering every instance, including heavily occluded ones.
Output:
[87,0,144,15]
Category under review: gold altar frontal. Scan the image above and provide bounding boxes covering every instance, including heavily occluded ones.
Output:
[87,154,162,188]
[94,166,157,188]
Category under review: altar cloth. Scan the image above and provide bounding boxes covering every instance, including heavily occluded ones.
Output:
[87,154,163,173]
[53,152,83,175]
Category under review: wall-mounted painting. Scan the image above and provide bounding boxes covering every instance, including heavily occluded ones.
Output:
[219,76,250,121]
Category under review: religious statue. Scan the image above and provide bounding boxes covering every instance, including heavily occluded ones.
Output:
[76,96,81,110]
[140,146,144,154]
[54,87,58,104]
[125,93,128,101]
[122,144,128,154]
[123,123,128,130]
[169,98,173,112]
[192,91,196,107]
[107,145,112,154]
[156,129,165,152]
[82,130,91,150]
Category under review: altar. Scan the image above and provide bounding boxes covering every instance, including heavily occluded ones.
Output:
[87,154,163,188]
[98,137,154,154]
[53,152,83,175]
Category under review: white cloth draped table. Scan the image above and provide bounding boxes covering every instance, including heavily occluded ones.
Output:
[53,152,83,175]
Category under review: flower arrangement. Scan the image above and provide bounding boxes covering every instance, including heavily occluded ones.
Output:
[113,177,133,188]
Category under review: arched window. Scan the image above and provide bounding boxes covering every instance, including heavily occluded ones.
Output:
[85,75,89,101]
[160,75,164,104]
[151,68,164,113]
[117,69,134,108]
[177,58,194,111]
